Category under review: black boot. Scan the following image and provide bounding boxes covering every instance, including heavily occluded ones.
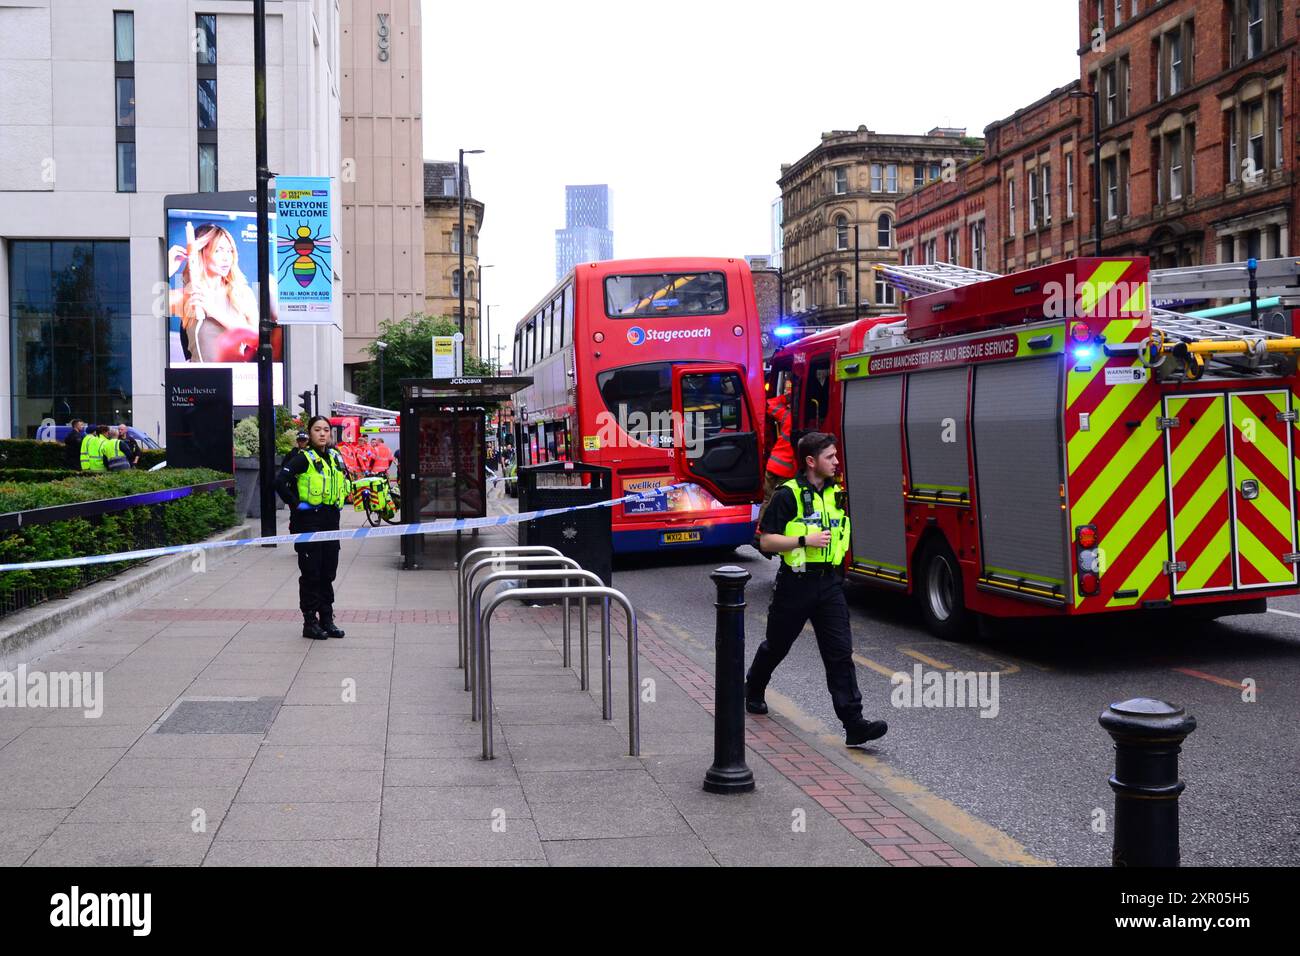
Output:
[319,610,345,639]
[302,612,328,640]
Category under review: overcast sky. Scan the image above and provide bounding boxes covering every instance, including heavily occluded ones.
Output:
[421,0,1081,366]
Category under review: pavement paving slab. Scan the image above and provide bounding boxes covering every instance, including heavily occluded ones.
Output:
[0,506,1002,867]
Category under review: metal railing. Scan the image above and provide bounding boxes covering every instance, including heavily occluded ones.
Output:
[478,584,639,760]
[457,545,561,671]
[467,564,598,720]
[461,553,582,694]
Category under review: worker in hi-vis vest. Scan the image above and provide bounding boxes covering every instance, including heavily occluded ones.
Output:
[754,378,797,549]
[79,424,111,472]
[275,415,353,640]
[747,430,888,749]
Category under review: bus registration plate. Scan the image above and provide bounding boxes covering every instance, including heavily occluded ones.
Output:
[662,530,701,544]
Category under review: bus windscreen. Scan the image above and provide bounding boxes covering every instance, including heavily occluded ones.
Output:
[604,272,727,318]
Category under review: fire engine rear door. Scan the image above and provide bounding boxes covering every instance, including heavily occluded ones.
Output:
[1228,390,1299,589]
[1163,394,1235,596]
[669,364,763,506]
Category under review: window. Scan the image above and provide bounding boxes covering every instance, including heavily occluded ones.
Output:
[116,143,136,192]
[885,164,898,193]
[1007,177,1016,236]
[451,226,460,254]
[595,362,677,447]
[1168,130,1183,200]
[115,77,135,126]
[1227,107,1239,181]
[114,11,134,61]
[1105,158,1119,219]
[1104,64,1118,123]
[604,272,727,317]
[1248,0,1263,58]
[451,270,462,297]
[196,13,216,65]
[836,272,849,307]
[1272,91,1284,168]
[8,240,132,438]
[1248,100,1265,178]
[914,163,925,189]
[197,78,217,129]
[870,164,882,191]
[877,213,892,249]
[1096,0,1105,31]
[834,167,848,195]
[835,215,849,251]
[930,163,940,181]
[945,230,959,263]
[1028,169,1039,229]
[1113,0,1123,26]
[195,14,216,193]
[875,276,895,306]
[563,284,574,344]
[901,247,913,267]
[923,238,937,264]
[970,222,985,271]
[1041,164,1052,225]
[1066,153,1075,217]
[197,144,216,193]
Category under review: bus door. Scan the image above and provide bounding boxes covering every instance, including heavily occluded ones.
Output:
[669,364,763,505]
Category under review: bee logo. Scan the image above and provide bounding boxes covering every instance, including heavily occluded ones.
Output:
[277,224,331,288]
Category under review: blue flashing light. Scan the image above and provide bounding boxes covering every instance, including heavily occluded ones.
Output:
[774,325,796,338]
[1073,346,1095,362]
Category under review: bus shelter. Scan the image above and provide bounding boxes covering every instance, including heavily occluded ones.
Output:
[398,376,531,568]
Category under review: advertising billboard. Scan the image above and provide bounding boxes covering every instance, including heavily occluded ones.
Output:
[163,190,285,406]
[273,176,334,324]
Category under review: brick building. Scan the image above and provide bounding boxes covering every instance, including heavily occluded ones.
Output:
[1080,0,1295,267]
[777,126,984,329]
[744,256,781,357]
[422,160,485,359]
[896,82,1089,274]
[897,0,1297,288]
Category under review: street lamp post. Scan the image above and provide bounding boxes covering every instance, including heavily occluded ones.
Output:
[253,0,277,539]
[853,224,861,322]
[1070,87,1104,256]
[458,148,484,340]
[376,340,387,409]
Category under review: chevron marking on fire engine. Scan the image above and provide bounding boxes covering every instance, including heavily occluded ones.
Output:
[1065,318,1140,409]
[1231,391,1298,586]
[1076,260,1131,314]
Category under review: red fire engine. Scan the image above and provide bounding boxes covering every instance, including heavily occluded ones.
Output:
[738,256,1300,637]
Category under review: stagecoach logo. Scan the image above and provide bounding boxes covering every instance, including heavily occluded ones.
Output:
[626,326,712,346]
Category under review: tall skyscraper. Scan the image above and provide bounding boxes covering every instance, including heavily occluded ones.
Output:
[555,184,613,279]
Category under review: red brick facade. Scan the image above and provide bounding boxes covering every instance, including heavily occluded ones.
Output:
[896,1,1298,282]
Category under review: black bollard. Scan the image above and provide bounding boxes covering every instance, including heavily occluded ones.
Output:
[1099,698,1197,867]
[704,566,755,795]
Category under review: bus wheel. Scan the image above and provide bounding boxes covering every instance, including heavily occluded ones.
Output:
[917,540,970,640]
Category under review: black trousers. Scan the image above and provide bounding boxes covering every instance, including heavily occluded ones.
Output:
[295,541,340,617]
[747,568,864,726]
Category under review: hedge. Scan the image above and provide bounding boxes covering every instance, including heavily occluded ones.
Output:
[0,469,78,484]
[0,468,238,614]
[0,441,173,473]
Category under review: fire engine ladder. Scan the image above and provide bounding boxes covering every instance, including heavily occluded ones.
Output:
[1148,256,1300,301]
[875,261,1300,376]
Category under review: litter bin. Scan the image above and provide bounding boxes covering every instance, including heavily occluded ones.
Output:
[517,461,613,593]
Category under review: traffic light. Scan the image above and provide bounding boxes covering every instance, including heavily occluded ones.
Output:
[298,390,312,418]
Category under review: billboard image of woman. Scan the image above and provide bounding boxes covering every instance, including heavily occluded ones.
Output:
[163,192,284,405]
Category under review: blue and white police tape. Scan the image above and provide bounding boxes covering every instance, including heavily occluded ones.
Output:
[0,483,689,572]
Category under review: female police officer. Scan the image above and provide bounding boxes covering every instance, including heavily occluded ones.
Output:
[275,415,351,640]
[746,431,888,749]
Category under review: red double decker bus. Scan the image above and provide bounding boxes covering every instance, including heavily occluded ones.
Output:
[511,257,766,554]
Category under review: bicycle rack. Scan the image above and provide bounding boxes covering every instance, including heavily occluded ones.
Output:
[457,546,561,671]
[462,554,586,695]
[469,567,604,721]
[478,585,640,760]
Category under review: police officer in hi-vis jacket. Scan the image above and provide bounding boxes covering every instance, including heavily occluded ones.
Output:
[275,415,352,640]
[746,430,888,749]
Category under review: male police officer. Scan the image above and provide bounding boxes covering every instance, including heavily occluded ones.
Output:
[746,430,887,748]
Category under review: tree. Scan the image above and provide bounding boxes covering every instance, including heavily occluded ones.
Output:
[356,313,492,409]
